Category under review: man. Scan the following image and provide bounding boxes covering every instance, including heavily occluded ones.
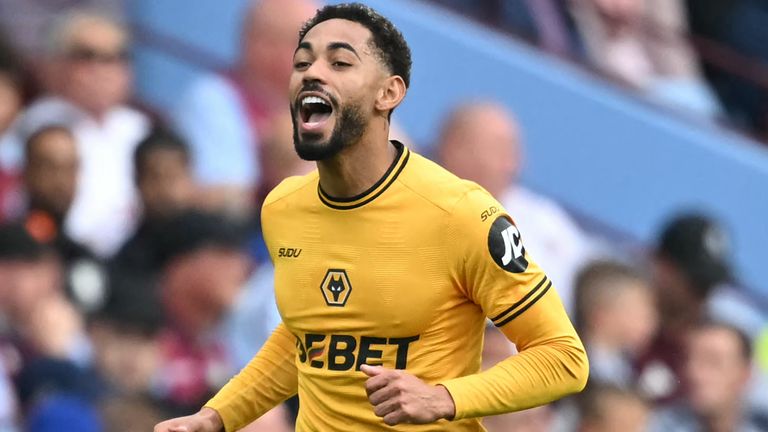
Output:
[21,125,107,313]
[17,10,149,257]
[649,322,764,432]
[437,101,592,314]
[637,213,766,401]
[110,128,196,275]
[573,260,658,387]
[173,0,319,216]
[155,4,588,431]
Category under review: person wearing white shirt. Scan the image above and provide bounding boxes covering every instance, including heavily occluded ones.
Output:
[16,10,149,257]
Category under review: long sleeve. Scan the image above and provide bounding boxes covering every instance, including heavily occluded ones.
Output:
[440,187,589,420]
[440,288,588,419]
[204,323,298,431]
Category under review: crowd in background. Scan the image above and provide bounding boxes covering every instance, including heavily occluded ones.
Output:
[434,0,768,142]
[0,0,766,431]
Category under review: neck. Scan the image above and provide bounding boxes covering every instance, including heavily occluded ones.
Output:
[317,126,396,198]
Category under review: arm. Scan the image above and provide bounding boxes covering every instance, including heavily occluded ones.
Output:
[362,187,587,425]
[440,187,588,420]
[440,288,587,419]
[204,323,298,431]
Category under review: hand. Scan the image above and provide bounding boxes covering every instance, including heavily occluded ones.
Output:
[154,408,224,432]
[361,364,456,426]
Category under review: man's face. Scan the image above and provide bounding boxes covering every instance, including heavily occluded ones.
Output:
[164,247,251,318]
[24,129,79,218]
[438,106,520,198]
[59,20,131,115]
[684,327,751,416]
[289,19,387,161]
[137,149,195,220]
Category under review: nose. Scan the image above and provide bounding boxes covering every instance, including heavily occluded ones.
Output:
[301,61,327,85]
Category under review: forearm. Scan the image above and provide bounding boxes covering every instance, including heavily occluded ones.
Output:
[440,334,588,419]
[205,324,298,431]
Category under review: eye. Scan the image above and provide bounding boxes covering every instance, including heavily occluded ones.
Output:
[294,61,311,70]
[332,61,352,68]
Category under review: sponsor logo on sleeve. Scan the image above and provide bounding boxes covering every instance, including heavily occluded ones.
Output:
[487,215,528,273]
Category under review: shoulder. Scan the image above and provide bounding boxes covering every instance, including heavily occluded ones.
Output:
[399,151,495,215]
[19,96,83,136]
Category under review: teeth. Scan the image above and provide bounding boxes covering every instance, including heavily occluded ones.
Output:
[301,96,329,106]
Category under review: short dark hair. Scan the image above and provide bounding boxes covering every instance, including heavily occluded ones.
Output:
[133,128,190,183]
[299,3,412,89]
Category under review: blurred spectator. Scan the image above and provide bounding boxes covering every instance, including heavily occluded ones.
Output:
[20,125,107,313]
[480,324,554,432]
[152,210,292,429]
[575,383,650,432]
[0,224,90,366]
[0,1,123,66]
[0,33,24,222]
[437,101,592,313]
[0,223,95,430]
[172,0,318,217]
[152,210,251,410]
[16,9,149,257]
[637,213,766,401]
[568,0,721,118]
[110,128,196,276]
[88,277,163,398]
[649,321,764,432]
[574,260,658,387]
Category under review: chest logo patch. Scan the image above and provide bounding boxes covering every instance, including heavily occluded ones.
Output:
[488,215,529,273]
[321,269,352,307]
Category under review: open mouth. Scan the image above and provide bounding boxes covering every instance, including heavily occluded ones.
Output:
[299,94,334,130]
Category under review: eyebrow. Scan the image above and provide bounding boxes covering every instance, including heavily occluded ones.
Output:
[294,41,361,60]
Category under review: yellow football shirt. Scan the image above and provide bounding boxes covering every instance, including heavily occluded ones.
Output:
[206,141,588,431]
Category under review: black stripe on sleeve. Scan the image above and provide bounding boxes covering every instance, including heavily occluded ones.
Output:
[494,280,553,328]
[490,276,548,324]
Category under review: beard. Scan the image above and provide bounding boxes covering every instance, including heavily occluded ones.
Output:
[292,101,367,161]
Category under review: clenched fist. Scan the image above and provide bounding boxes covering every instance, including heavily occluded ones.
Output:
[361,364,456,426]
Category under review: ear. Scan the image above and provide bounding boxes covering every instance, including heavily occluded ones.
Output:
[375,75,406,116]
